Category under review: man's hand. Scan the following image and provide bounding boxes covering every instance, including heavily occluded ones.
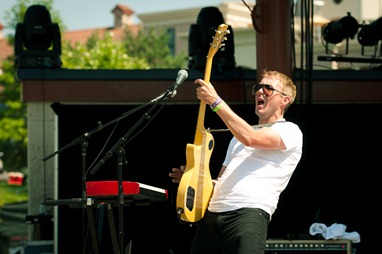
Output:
[195,79,220,105]
[169,165,185,183]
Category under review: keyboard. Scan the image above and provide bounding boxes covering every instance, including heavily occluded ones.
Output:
[86,181,168,202]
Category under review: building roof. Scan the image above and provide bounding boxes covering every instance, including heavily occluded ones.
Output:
[62,24,140,46]
[112,4,135,15]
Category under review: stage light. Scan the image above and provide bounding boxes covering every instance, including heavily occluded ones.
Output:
[321,12,359,44]
[357,17,382,47]
[318,14,382,64]
[188,7,235,70]
[14,4,62,69]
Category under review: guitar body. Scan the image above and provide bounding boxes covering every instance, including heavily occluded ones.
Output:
[176,131,214,222]
[176,24,229,223]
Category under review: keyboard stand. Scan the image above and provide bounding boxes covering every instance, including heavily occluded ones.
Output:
[45,181,167,254]
[86,181,168,254]
[85,199,100,254]
[87,201,119,254]
[43,198,101,254]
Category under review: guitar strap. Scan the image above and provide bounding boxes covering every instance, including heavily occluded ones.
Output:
[208,118,286,132]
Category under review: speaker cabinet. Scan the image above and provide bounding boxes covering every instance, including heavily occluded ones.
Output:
[266,240,351,254]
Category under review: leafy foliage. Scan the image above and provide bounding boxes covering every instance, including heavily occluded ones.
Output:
[0,58,27,171]
[61,33,150,69]
[123,28,187,69]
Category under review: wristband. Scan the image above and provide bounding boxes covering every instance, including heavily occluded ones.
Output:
[212,101,226,112]
[210,97,222,110]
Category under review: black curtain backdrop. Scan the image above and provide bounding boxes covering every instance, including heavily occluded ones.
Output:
[51,102,379,254]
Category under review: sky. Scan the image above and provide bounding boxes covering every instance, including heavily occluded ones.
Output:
[0,0,245,35]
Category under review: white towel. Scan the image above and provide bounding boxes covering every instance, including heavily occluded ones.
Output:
[309,223,360,243]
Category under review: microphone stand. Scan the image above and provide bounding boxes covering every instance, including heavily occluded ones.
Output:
[89,87,176,176]
[89,88,175,254]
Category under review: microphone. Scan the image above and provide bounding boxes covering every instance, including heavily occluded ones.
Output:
[148,69,188,103]
[175,69,188,88]
[170,69,188,96]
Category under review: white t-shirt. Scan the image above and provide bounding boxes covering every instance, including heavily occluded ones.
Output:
[208,119,303,219]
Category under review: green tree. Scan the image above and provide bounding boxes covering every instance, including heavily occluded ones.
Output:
[123,28,187,69]
[61,33,150,69]
[0,60,27,171]
[62,28,188,69]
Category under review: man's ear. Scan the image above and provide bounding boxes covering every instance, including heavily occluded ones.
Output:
[282,95,291,106]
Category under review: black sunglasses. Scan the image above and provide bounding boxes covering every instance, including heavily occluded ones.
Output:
[252,83,287,97]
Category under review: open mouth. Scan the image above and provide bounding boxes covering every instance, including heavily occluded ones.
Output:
[257,97,265,107]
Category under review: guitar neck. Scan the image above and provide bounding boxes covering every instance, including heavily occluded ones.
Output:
[194,59,213,145]
[193,23,228,145]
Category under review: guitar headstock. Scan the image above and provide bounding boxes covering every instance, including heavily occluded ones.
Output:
[207,24,229,61]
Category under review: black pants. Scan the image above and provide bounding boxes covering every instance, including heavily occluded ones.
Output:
[190,208,270,254]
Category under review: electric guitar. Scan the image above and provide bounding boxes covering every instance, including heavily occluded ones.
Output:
[176,24,229,223]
